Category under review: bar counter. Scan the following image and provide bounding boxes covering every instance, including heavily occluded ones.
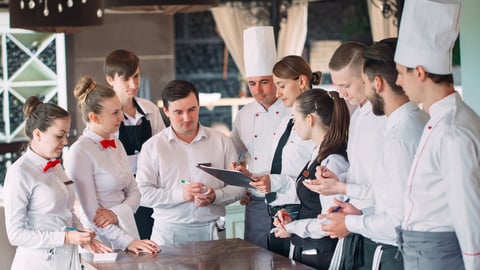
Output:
[82,238,314,270]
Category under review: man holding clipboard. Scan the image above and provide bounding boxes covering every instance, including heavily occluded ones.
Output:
[135,80,244,245]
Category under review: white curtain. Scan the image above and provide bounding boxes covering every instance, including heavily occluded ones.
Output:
[277,1,309,58]
[366,0,398,42]
[211,1,309,78]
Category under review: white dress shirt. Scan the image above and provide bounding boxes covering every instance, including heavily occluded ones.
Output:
[269,112,316,206]
[346,102,428,246]
[285,154,349,238]
[403,93,480,269]
[230,99,287,198]
[65,128,140,250]
[345,101,386,210]
[136,125,245,225]
[4,148,80,269]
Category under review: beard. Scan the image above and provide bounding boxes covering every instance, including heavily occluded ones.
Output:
[370,87,385,116]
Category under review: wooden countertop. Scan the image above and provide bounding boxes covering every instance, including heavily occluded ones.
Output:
[82,238,314,270]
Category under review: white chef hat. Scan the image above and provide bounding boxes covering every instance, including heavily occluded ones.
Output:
[394,0,463,74]
[243,26,277,78]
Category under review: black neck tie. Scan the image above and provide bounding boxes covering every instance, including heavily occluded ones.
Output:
[270,118,294,174]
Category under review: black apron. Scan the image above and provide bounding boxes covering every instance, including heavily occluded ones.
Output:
[118,98,154,240]
[291,160,338,270]
[118,99,152,156]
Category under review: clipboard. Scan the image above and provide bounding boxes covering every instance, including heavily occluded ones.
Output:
[196,164,254,188]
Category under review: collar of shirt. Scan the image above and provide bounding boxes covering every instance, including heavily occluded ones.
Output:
[24,147,54,172]
[253,98,285,113]
[358,100,374,116]
[123,98,150,125]
[386,101,419,132]
[166,124,207,144]
[427,92,458,120]
[83,128,115,147]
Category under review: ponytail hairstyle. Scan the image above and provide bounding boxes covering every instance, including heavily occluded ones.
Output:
[23,96,69,140]
[73,76,116,123]
[273,55,322,89]
[295,89,350,163]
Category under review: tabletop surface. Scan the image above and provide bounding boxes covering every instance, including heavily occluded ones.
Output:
[82,238,314,270]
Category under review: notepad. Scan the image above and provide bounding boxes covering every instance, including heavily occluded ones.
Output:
[196,164,255,188]
[92,252,118,262]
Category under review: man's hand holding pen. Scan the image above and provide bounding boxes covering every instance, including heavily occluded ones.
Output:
[181,179,216,206]
[194,187,216,207]
[318,198,358,239]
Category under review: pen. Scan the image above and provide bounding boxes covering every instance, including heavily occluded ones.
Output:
[317,198,351,225]
[274,211,298,219]
[322,158,330,176]
[332,197,350,213]
[65,227,86,232]
[236,152,244,166]
[180,179,210,195]
[274,212,290,219]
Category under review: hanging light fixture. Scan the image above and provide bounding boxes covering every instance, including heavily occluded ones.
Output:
[10,0,105,32]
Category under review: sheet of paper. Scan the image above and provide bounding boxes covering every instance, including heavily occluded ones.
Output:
[196,164,254,188]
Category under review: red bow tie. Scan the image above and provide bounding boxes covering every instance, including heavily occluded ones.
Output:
[43,160,61,172]
[100,139,116,149]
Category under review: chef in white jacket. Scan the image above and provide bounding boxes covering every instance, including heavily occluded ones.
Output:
[395,1,480,269]
[230,26,286,250]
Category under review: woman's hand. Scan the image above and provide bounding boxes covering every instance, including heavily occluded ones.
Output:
[274,226,292,238]
[127,239,160,255]
[64,230,93,246]
[93,208,118,228]
[83,239,113,253]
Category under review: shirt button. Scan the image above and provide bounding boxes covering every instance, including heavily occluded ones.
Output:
[256,113,259,117]
[254,157,258,160]
[254,134,258,138]
[275,111,279,114]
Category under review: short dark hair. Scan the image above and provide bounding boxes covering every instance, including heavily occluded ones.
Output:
[104,49,139,79]
[329,42,366,76]
[162,80,199,109]
[405,67,454,85]
[363,38,404,95]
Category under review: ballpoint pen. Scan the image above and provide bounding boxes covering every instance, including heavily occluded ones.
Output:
[180,179,210,195]
[318,197,351,224]
[236,152,244,167]
[332,197,350,213]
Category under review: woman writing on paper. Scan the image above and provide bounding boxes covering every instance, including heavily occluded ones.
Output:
[273,89,350,269]
[4,97,111,270]
[65,77,159,254]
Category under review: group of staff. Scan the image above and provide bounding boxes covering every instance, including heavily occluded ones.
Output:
[3,1,479,270]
